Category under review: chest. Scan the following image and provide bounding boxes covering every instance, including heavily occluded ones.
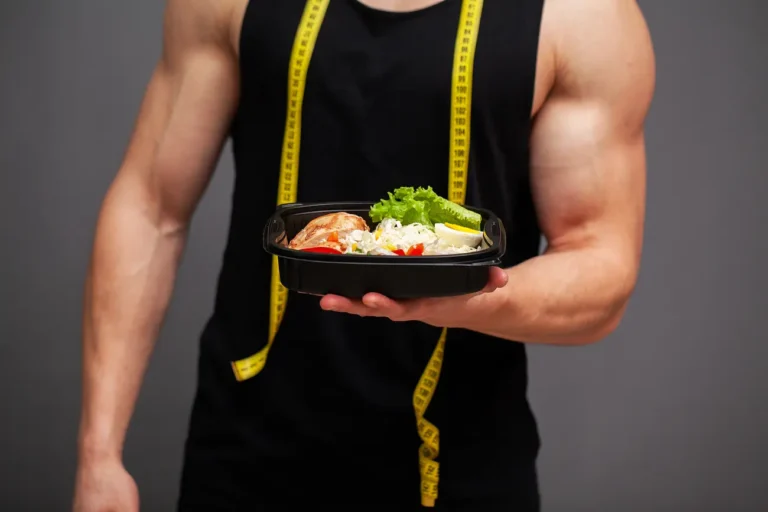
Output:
[229,0,547,211]
[237,0,545,121]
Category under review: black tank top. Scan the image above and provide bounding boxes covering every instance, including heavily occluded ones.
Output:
[181,0,545,508]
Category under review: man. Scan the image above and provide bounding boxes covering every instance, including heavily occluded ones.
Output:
[73,0,654,510]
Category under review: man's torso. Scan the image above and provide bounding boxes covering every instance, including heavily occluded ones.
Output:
[179,0,555,508]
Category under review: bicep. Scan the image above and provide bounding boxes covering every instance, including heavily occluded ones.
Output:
[529,0,654,270]
[113,0,239,229]
[530,99,647,263]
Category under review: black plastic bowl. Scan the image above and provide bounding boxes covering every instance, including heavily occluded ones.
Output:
[262,202,507,299]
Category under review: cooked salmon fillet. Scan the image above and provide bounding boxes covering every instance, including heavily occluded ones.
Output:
[288,212,369,251]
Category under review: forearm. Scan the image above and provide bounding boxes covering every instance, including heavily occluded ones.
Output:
[465,245,636,345]
[78,177,186,462]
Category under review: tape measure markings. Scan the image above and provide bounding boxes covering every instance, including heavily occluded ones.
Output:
[449,0,482,206]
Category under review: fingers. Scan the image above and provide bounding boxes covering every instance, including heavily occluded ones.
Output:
[319,293,416,320]
[319,295,386,318]
[318,268,507,322]
[362,293,415,320]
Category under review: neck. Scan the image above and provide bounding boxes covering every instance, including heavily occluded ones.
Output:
[354,0,447,14]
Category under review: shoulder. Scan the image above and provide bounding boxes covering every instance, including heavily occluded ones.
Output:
[545,0,655,95]
[537,0,656,126]
[161,0,248,58]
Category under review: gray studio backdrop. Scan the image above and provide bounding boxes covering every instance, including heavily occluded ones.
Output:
[1,1,766,511]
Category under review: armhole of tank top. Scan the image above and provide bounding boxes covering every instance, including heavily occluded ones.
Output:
[229,0,255,138]
[236,0,256,67]
[526,0,547,122]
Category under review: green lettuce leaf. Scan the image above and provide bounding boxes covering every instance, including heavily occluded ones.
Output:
[369,185,482,231]
[402,200,432,227]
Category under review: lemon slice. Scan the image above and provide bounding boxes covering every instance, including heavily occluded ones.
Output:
[444,222,481,234]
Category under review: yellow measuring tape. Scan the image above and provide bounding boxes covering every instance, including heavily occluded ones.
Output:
[416,0,483,506]
[230,0,330,382]
[230,0,484,506]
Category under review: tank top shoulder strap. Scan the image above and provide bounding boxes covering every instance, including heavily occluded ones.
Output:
[474,0,545,124]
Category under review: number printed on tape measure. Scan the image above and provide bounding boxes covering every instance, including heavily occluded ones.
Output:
[449,0,482,207]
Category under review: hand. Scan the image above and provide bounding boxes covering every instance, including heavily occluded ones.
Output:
[319,267,508,328]
[73,458,139,512]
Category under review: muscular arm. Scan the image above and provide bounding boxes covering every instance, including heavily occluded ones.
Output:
[77,0,238,463]
[461,0,655,344]
[319,0,655,343]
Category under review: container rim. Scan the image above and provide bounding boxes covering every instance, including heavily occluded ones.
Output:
[262,201,507,265]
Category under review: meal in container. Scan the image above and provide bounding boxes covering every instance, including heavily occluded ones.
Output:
[287,186,486,256]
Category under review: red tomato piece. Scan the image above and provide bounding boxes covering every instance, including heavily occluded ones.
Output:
[406,243,424,256]
[300,246,343,254]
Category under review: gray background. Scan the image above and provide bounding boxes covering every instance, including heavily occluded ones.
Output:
[1,1,766,511]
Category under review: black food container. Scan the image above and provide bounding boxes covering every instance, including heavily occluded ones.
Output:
[262,202,507,299]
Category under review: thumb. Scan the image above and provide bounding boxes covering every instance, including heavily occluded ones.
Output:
[480,267,508,293]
